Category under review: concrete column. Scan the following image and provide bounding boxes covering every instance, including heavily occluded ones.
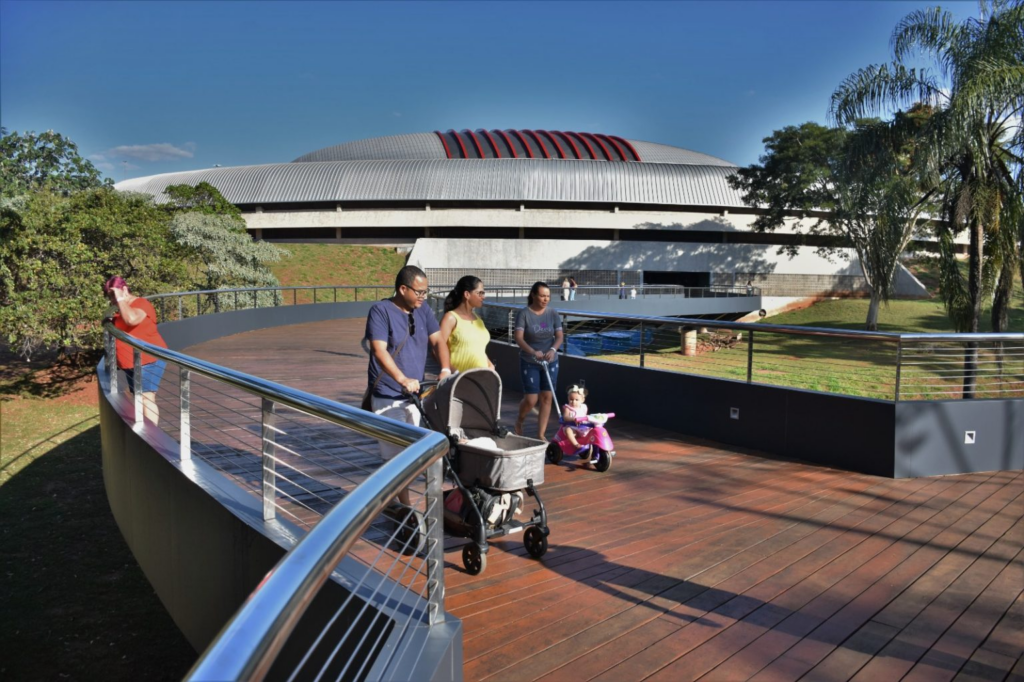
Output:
[681,327,697,356]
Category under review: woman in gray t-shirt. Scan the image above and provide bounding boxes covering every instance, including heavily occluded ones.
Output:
[513,282,564,439]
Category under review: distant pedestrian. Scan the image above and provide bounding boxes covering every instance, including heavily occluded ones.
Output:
[630,287,637,299]
[561,277,570,301]
[103,275,169,425]
[568,277,578,301]
[618,282,627,300]
[746,279,754,295]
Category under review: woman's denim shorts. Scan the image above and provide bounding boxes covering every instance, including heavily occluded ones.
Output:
[124,360,167,394]
[520,357,558,395]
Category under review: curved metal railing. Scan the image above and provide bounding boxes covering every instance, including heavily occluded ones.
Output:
[101,307,451,681]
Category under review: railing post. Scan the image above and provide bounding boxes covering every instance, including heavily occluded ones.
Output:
[180,368,192,461]
[235,290,239,310]
[425,457,446,625]
[313,288,317,304]
[354,287,359,302]
[894,338,903,402]
[105,329,118,394]
[262,398,277,521]
[639,322,645,368]
[133,349,144,425]
[334,287,337,303]
[747,329,754,384]
[196,293,201,316]
[214,291,220,314]
[160,298,166,322]
[177,296,183,321]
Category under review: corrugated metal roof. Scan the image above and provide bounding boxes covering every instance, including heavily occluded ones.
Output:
[288,132,736,166]
[116,159,744,207]
[292,133,446,162]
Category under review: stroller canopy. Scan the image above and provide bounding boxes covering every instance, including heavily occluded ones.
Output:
[423,368,502,433]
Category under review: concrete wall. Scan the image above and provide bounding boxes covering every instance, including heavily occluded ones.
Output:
[408,238,928,298]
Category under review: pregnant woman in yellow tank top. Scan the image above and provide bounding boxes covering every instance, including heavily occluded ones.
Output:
[440,276,494,373]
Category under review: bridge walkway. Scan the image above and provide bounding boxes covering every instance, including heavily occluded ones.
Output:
[172,318,1024,682]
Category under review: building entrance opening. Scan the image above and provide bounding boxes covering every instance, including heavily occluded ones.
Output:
[643,271,710,288]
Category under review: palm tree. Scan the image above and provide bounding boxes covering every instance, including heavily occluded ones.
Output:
[830,1,1024,397]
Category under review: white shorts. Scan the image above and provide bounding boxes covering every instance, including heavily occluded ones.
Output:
[371,395,421,461]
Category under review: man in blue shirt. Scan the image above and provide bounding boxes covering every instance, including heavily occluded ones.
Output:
[365,265,451,505]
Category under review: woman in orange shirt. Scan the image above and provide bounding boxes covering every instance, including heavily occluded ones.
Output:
[103,275,169,424]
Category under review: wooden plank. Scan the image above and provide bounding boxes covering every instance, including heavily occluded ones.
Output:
[171,318,1024,682]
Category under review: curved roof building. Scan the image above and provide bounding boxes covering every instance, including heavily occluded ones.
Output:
[117,130,744,209]
[115,130,927,300]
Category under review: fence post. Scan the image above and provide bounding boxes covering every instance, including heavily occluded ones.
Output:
[747,329,754,383]
[177,296,183,321]
[105,329,118,394]
[639,322,645,368]
[180,368,191,461]
[235,290,239,310]
[262,398,277,521]
[894,338,903,402]
[313,288,317,304]
[214,291,220,314]
[425,457,446,625]
[133,349,144,425]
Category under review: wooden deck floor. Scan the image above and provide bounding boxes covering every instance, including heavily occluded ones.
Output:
[182,318,1024,682]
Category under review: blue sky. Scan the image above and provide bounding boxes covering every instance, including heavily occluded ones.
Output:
[0,0,976,181]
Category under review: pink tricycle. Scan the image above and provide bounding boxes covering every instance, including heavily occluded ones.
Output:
[540,360,616,472]
[546,412,616,472]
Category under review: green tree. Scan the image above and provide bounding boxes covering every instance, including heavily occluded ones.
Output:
[830,2,1023,320]
[168,211,287,309]
[0,188,187,360]
[0,128,110,198]
[830,0,1024,395]
[728,120,933,330]
[163,181,242,219]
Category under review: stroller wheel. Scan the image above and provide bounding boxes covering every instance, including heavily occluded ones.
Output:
[594,449,612,473]
[524,526,548,558]
[462,543,487,575]
[546,442,563,465]
[384,505,426,556]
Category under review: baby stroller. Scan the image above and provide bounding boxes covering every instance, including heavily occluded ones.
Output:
[411,368,550,576]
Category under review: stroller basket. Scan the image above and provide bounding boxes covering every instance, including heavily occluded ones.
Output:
[423,368,545,491]
[456,432,545,491]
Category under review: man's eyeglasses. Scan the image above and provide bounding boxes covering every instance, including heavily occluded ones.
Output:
[408,314,416,337]
[407,286,430,299]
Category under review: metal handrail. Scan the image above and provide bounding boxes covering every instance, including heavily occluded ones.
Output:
[101,316,451,680]
[480,301,1023,343]
[186,430,448,681]
[102,321,418,445]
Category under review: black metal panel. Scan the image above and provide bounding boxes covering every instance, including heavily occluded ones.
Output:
[894,400,1024,477]
[487,341,897,477]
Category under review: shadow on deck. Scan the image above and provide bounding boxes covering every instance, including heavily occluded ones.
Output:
[178,318,1023,682]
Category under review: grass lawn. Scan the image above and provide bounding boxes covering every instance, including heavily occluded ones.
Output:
[570,263,1023,399]
[0,392,196,681]
[270,243,407,303]
[0,243,409,679]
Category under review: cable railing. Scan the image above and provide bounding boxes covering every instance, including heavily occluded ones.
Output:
[101,317,451,681]
[147,285,395,321]
[434,284,759,300]
[477,302,1024,401]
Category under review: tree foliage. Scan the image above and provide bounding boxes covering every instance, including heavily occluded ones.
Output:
[830,0,1024,336]
[164,181,243,219]
[169,211,287,308]
[728,120,933,330]
[0,130,287,360]
[0,128,110,198]
[0,188,188,359]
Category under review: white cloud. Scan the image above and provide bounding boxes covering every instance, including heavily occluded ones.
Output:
[103,142,196,162]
